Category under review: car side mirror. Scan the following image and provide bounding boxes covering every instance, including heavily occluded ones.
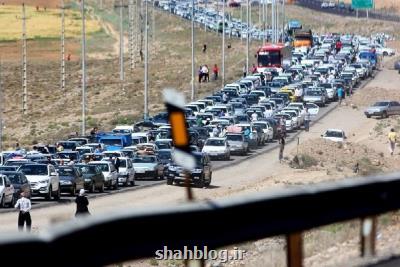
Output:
[5,183,11,187]
[321,134,324,137]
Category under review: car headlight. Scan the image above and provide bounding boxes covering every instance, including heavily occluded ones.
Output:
[84,178,91,182]
[39,179,49,184]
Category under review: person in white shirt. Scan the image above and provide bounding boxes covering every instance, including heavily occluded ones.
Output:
[15,192,32,232]
[251,111,258,121]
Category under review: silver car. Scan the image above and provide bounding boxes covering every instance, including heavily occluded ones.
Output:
[225,133,249,156]
[303,90,326,107]
[365,101,400,118]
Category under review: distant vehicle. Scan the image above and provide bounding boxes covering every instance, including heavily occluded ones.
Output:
[56,166,84,196]
[0,174,15,207]
[394,60,400,71]
[167,152,212,188]
[88,161,118,190]
[74,164,106,193]
[0,166,19,172]
[256,43,292,72]
[132,155,164,180]
[225,133,249,155]
[116,157,135,186]
[0,171,31,199]
[305,103,320,117]
[338,1,345,9]
[202,138,231,160]
[322,129,346,142]
[18,164,60,200]
[293,29,313,48]
[303,90,326,107]
[364,101,400,118]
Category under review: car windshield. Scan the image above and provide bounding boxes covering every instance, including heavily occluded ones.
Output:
[159,151,172,160]
[58,142,76,150]
[226,135,243,141]
[0,166,18,171]
[56,168,75,176]
[325,131,343,137]
[133,157,156,163]
[76,165,97,174]
[19,165,48,175]
[101,139,123,146]
[194,154,204,166]
[373,102,389,107]
[93,164,110,172]
[306,91,321,96]
[206,139,225,146]
[156,142,170,149]
[4,173,22,184]
[253,123,266,129]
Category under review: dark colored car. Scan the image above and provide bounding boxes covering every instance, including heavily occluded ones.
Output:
[74,164,106,193]
[56,166,84,196]
[261,117,279,139]
[395,60,400,71]
[167,152,212,188]
[158,149,172,178]
[0,171,31,198]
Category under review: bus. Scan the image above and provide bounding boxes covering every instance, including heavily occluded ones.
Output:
[293,29,313,48]
[256,43,292,73]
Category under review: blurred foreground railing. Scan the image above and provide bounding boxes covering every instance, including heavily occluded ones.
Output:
[2,172,400,266]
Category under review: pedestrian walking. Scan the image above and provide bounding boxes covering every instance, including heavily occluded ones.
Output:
[337,86,344,105]
[251,63,257,74]
[198,66,203,83]
[75,189,90,217]
[242,65,247,78]
[213,64,219,80]
[279,136,285,163]
[388,128,397,156]
[15,192,32,232]
[304,108,311,132]
[222,92,228,104]
[202,65,209,82]
[115,157,121,173]
[202,44,207,53]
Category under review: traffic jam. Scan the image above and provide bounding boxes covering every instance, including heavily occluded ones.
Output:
[0,4,394,208]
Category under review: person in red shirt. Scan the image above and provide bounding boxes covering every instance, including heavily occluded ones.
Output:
[251,64,257,74]
[213,64,219,80]
[335,40,342,53]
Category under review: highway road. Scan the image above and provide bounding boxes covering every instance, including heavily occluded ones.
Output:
[0,71,375,214]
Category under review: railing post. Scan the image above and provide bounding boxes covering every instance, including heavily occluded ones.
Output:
[286,232,303,267]
[360,217,377,257]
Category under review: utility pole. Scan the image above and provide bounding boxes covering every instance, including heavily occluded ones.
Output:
[222,0,225,87]
[144,0,149,120]
[246,0,249,75]
[115,0,128,82]
[271,0,275,42]
[0,60,3,152]
[276,0,279,42]
[129,0,135,70]
[240,3,243,43]
[61,0,66,91]
[262,0,265,45]
[281,0,285,42]
[21,3,28,115]
[81,0,87,135]
[190,0,195,101]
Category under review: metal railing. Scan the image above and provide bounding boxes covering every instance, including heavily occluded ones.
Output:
[2,172,400,266]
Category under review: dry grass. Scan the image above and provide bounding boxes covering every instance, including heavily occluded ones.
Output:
[0,5,101,41]
[0,5,262,149]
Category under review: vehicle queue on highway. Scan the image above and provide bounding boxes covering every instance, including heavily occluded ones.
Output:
[0,0,396,208]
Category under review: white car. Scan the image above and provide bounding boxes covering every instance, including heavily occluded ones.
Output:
[305,103,320,117]
[321,2,329,8]
[202,138,231,160]
[252,121,273,142]
[88,161,118,190]
[0,174,15,207]
[322,129,347,142]
[18,164,60,200]
[116,157,135,186]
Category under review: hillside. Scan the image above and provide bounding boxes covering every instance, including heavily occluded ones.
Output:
[0,3,261,149]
